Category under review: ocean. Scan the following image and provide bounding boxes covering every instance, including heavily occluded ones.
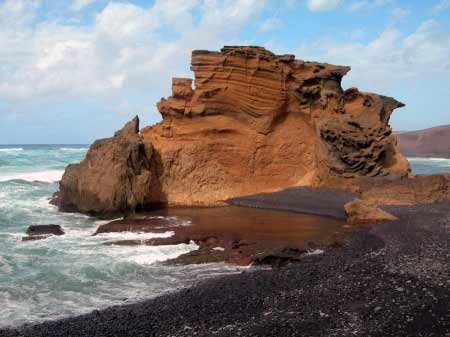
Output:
[0,145,449,328]
[0,145,242,328]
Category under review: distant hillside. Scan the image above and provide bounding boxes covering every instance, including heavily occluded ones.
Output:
[395,125,450,158]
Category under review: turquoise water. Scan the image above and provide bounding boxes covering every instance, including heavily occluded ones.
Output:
[0,146,449,328]
[408,157,450,175]
[0,145,240,328]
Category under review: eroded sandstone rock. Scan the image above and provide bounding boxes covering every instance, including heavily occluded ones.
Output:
[142,46,410,206]
[56,46,412,214]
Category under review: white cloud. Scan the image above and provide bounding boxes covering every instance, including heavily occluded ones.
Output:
[95,2,158,38]
[70,0,96,11]
[434,0,450,12]
[389,7,410,22]
[306,20,450,93]
[0,0,267,103]
[348,0,393,12]
[259,17,281,32]
[0,0,39,27]
[349,28,366,40]
[306,0,341,11]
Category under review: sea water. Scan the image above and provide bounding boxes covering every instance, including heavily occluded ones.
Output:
[0,146,449,328]
[408,157,450,175]
[0,145,241,328]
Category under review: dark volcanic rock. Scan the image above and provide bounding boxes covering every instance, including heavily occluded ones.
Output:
[228,186,358,219]
[252,246,308,267]
[22,235,50,242]
[26,224,65,236]
[94,217,178,235]
[22,225,65,242]
[53,117,161,218]
[103,236,191,246]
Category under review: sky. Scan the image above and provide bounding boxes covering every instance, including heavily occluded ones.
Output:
[0,0,449,144]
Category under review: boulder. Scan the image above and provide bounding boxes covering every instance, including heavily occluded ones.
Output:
[53,116,160,217]
[26,224,65,236]
[94,218,178,235]
[22,224,65,242]
[344,199,398,225]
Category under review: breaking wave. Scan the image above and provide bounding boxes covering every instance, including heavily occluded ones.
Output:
[0,170,64,183]
[0,148,23,152]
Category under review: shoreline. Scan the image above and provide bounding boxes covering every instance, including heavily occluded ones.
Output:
[3,191,450,336]
[95,203,347,267]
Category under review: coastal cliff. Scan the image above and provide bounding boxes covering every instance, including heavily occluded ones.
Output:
[396,125,450,158]
[55,46,413,216]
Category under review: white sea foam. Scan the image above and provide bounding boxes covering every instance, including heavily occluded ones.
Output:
[408,157,450,162]
[95,231,175,241]
[306,249,325,255]
[94,218,123,226]
[59,147,88,151]
[0,148,23,152]
[142,216,192,228]
[0,170,64,183]
[125,242,199,265]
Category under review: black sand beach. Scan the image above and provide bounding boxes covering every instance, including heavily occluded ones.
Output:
[2,189,450,337]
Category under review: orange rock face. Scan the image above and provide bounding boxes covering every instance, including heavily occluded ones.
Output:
[142,46,410,206]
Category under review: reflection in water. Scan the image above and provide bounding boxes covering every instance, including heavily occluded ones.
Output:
[147,205,346,246]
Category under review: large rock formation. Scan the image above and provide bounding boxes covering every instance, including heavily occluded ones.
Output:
[142,46,409,205]
[55,46,412,215]
[55,117,159,217]
[396,125,450,158]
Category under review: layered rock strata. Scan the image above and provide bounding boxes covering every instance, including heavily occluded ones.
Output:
[55,46,412,215]
[142,46,410,206]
